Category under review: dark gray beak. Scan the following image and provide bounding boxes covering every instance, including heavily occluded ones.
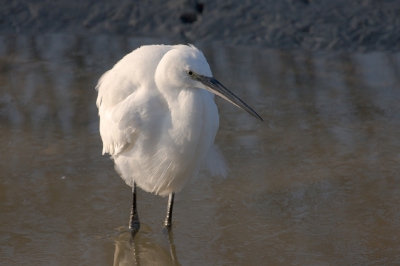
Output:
[195,74,263,121]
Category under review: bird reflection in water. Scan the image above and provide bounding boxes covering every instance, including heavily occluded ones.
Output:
[112,227,180,266]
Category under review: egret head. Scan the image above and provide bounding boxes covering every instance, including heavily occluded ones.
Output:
[155,45,211,88]
[156,45,263,121]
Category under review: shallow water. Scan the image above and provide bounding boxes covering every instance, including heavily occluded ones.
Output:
[1,35,400,265]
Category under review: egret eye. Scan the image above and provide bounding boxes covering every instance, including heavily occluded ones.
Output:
[187,70,194,76]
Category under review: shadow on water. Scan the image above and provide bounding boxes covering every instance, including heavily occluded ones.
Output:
[1,34,400,265]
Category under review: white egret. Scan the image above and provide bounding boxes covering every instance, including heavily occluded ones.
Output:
[96,44,262,230]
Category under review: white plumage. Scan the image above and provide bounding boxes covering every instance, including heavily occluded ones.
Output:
[96,44,262,228]
[97,44,227,196]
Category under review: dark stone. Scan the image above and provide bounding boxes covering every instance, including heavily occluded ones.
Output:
[180,12,197,24]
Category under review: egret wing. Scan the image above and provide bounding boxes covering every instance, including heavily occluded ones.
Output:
[97,81,166,156]
[96,45,173,156]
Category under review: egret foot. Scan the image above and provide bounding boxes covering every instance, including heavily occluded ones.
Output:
[164,193,175,228]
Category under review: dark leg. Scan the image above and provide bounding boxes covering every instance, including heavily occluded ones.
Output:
[164,193,175,228]
[129,182,140,231]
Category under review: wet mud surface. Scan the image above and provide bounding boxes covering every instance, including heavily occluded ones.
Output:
[1,0,400,52]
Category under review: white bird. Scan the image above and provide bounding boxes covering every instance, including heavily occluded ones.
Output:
[96,44,262,230]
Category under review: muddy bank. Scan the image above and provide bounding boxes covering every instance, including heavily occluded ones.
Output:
[1,0,400,52]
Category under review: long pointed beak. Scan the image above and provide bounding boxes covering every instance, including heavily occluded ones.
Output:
[195,74,263,121]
